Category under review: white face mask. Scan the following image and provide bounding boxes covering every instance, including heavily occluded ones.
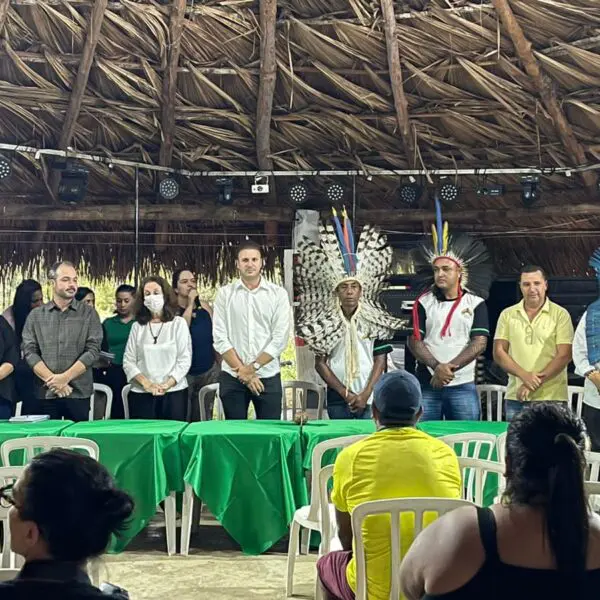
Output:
[144,294,165,314]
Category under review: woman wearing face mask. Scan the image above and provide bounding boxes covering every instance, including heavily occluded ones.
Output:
[123,276,191,420]
[100,284,136,419]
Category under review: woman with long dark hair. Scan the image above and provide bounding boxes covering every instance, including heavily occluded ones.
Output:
[0,448,133,598]
[4,280,43,415]
[123,276,191,420]
[400,402,600,599]
[100,284,136,419]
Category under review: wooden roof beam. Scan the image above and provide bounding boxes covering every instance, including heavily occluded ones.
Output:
[380,0,417,169]
[156,0,186,249]
[58,0,108,149]
[491,0,598,193]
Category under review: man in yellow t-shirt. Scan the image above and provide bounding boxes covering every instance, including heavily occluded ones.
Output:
[316,370,461,600]
[493,265,573,421]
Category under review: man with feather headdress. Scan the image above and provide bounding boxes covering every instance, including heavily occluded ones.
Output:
[408,198,493,420]
[294,209,406,419]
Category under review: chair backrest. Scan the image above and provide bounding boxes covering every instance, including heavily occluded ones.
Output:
[91,383,113,421]
[306,435,369,522]
[585,450,600,482]
[585,480,600,513]
[122,384,131,419]
[496,432,507,465]
[318,464,335,552]
[457,456,505,506]
[198,383,225,421]
[477,385,506,422]
[0,467,26,568]
[568,385,585,418]
[1,436,100,465]
[281,380,325,421]
[352,497,474,600]
[14,402,22,417]
[0,568,19,581]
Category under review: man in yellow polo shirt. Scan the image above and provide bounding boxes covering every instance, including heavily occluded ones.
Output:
[316,370,461,600]
[493,265,573,421]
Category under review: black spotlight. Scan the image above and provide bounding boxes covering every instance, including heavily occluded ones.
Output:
[521,176,540,207]
[0,155,11,180]
[159,177,179,200]
[57,163,89,204]
[477,184,505,197]
[326,182,345,203]
[216,177,234,205]
[289,182,308,205]
[399,182,422,206]
[438,180,459,204]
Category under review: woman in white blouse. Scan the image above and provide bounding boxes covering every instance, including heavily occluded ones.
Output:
[123,276,192,420]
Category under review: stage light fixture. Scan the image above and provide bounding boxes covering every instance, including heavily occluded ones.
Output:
[289,182,308,205]
[57,163,89,204]
[477,184,505,197]
[438,180,459,204]
[326,182,345,203]
[159,177,179,200]
[399,183,422,206]
[521,176,540,207]
[0,156,11,180]
[216,177,234,205]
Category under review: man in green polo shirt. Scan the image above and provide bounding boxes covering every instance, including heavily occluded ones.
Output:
[493,265,573,420]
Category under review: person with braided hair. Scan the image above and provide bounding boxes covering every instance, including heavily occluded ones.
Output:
[408,198,493,420]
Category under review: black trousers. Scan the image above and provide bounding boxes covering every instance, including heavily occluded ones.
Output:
[129,389,188,421]
[583,403,600,452]
[219,371,282,420]
[39,397,90,422]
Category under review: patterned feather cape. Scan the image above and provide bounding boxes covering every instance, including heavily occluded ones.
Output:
[411,233,494,300]
[295,224,407,355]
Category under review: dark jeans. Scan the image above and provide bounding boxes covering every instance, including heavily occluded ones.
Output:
[39,397,90,422]
[421,381,480,421]
[327,389,372,420]
[506,400,567,422]
[129,389,188,421]
[219,371,282,420]
[582,403,600,451]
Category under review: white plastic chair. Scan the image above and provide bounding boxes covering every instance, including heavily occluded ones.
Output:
[198,383,225,421]
[285,434,368,597]
[568,385,585,418]
[281,380,325,421]
[352,497,474,600]
[0,466,25,569]
[14,402,22,417]
[1,436,99,465]
[122,384,131,419]
[457,457,505,506]
[0,568,19,581]
[585,450,600,482]
[477,384,507,421]
[585,481,600,512]
[496,431,507,464]
[91,383,113,421]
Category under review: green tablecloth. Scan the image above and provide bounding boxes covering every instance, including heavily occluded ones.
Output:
[0,420,74,465]
[181,420,308,555]
[61,420,188,552]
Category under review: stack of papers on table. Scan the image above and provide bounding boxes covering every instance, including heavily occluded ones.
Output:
[9,415,50,423]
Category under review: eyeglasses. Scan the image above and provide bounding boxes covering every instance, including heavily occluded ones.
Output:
[0,483,15,509]
[525,324,534,345]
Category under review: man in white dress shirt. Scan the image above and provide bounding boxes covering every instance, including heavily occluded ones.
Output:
[213,241,291,419]
[572,247,600,451]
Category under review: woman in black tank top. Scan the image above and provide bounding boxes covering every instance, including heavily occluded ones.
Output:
[399,402,600,599]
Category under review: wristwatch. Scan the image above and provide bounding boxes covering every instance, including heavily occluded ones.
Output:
[252,362,261,372]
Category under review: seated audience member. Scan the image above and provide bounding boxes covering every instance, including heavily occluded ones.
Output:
[400,402,600,600]
[123,276,191,420]
[0,313,18,418]
[0,448,133,599]
[317,370,462,600]
[75,287,96,309]
[100,284,136,419]
[6,280,43,414]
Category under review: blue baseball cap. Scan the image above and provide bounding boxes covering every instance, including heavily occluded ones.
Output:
[373,370,422,423]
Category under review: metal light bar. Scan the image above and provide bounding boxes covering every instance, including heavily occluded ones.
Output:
[1,143,598,178]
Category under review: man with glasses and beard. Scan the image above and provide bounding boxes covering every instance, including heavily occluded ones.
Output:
[493,265,573,421]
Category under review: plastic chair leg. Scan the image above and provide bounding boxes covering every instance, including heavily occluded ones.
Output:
[300,527,310,555]
[180,484,194,556]
[286,519,301,597]
[164,491,177,556]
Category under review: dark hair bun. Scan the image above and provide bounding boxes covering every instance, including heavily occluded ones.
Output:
[98,488,135,532]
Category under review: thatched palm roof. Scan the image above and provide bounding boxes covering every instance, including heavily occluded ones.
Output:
[0,0,599,281]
